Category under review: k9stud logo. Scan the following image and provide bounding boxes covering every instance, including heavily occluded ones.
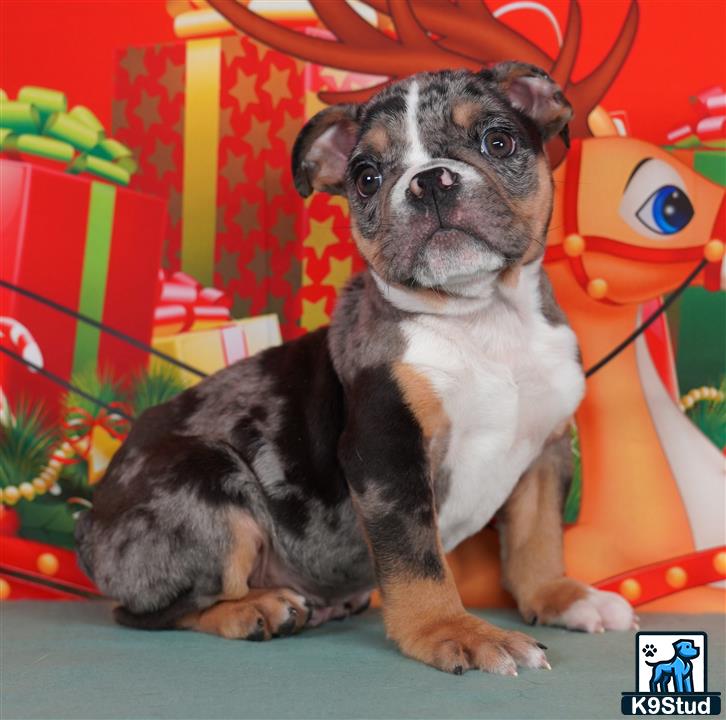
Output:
[621,632,721,715]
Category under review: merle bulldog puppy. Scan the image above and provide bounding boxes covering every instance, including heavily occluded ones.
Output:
[76,62,636,675]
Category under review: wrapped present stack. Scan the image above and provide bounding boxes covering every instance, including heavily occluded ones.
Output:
[112,4,377,339]
[151,269,282,386]
[0,86,166,422]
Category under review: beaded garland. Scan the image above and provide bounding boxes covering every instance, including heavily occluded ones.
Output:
[0,441,73,505]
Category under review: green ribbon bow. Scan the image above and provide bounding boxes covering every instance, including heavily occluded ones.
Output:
[0,86,137,186]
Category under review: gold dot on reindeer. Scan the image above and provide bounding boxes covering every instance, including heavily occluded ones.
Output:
[704,239,724,263]
[0,578,10,600]
[714,551,726,576]
[3,486,20,505]
[587,278,608,299]
[619,578,641,601]
[665,566,687,589]
[37,553,59,576]
[18,482,35,501]
[563,233,585,257]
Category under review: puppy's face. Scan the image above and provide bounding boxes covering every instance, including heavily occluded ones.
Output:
[293,64,572,293]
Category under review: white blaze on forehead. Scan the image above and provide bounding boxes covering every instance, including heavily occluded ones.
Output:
[405,80,430,166]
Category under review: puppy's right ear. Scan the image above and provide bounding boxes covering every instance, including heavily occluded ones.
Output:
[291,104,359,197]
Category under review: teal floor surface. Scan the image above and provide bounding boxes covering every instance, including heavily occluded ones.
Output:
[1,602,724,720]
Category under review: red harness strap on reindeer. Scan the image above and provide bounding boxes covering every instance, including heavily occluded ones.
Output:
[544,138,726,299]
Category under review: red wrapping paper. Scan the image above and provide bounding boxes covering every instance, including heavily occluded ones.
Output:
[0,159,165,419]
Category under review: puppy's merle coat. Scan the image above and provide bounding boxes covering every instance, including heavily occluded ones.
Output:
[76,64,635,675]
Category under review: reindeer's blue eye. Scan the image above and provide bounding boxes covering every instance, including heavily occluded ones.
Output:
[636,185,693,235]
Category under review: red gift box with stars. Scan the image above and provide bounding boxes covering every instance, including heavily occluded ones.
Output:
[112,30,377,339]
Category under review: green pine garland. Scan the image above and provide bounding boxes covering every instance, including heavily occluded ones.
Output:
[133,365,187,416]
[684,377,726,451]
[0,402,57,489]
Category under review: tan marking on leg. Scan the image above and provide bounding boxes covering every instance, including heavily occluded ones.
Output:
[393,363,449,440]
[382,565,548,674]
[221,511,265,599]
[499,440,590,624]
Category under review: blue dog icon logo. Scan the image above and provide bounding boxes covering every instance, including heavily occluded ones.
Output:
[646,639,699,693]
[622,631,721,715]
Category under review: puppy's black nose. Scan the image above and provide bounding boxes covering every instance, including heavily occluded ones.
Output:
[409,167,459,199]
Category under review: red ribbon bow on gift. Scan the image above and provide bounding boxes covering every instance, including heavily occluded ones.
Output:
[62,404,132,484]
[666,86,726,144]
[153,270,232,337]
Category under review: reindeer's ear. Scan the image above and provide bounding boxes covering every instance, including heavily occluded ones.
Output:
[490,62,573,146]
[291,104,359,197]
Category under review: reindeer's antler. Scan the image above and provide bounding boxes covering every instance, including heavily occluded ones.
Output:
[207,0,638,147]
[206,0,481,77]
[564,0,639,138]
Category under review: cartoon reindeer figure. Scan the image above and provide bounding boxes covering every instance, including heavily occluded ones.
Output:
[208,0,725,611]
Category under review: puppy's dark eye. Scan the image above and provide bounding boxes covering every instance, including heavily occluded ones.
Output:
[354,165,382,198]
[481,130,516,159]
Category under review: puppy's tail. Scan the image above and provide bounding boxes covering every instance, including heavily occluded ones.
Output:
[113,588,201,631]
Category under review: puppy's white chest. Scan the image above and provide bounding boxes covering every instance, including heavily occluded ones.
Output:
[400,279,584,552]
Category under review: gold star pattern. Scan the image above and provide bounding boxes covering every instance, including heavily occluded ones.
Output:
[232,291,253,319]
[222,37,243,70]
[246,244,270,281]
[229,67,259,105]
[245,114,271,157]
[274,117,298,151]
[219,105,235,140]
[306,216,339,259]
[171,108,184,137]
[301,298,330,332]
[327,195,349,213]
[282,253,302,293]
[302,257,313,287]
[119,48,148,85]
[323,257,353,290]
[271,209,297,246]
[219,147,246,190]
[263,65,291,102]
[265,293,287,320]
[167,186,182,227]
[216,205,229,235]
[159,57,185,100]
[112,98,128,134]
[233,199,260,235]
[216,246,240,286]
[134,90,161,132]
[305,90,326,120]
[149,137,176,180]
[263,166,284,198]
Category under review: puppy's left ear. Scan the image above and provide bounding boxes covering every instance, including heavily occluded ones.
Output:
[291,103,360,197]
[490,62,573,147]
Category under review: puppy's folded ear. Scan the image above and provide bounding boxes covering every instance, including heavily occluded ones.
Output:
[489,62,573,146]
[291,104,360,197]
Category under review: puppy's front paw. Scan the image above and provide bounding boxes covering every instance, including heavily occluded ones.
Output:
[397,613,550,675]
[523,578,637,633]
